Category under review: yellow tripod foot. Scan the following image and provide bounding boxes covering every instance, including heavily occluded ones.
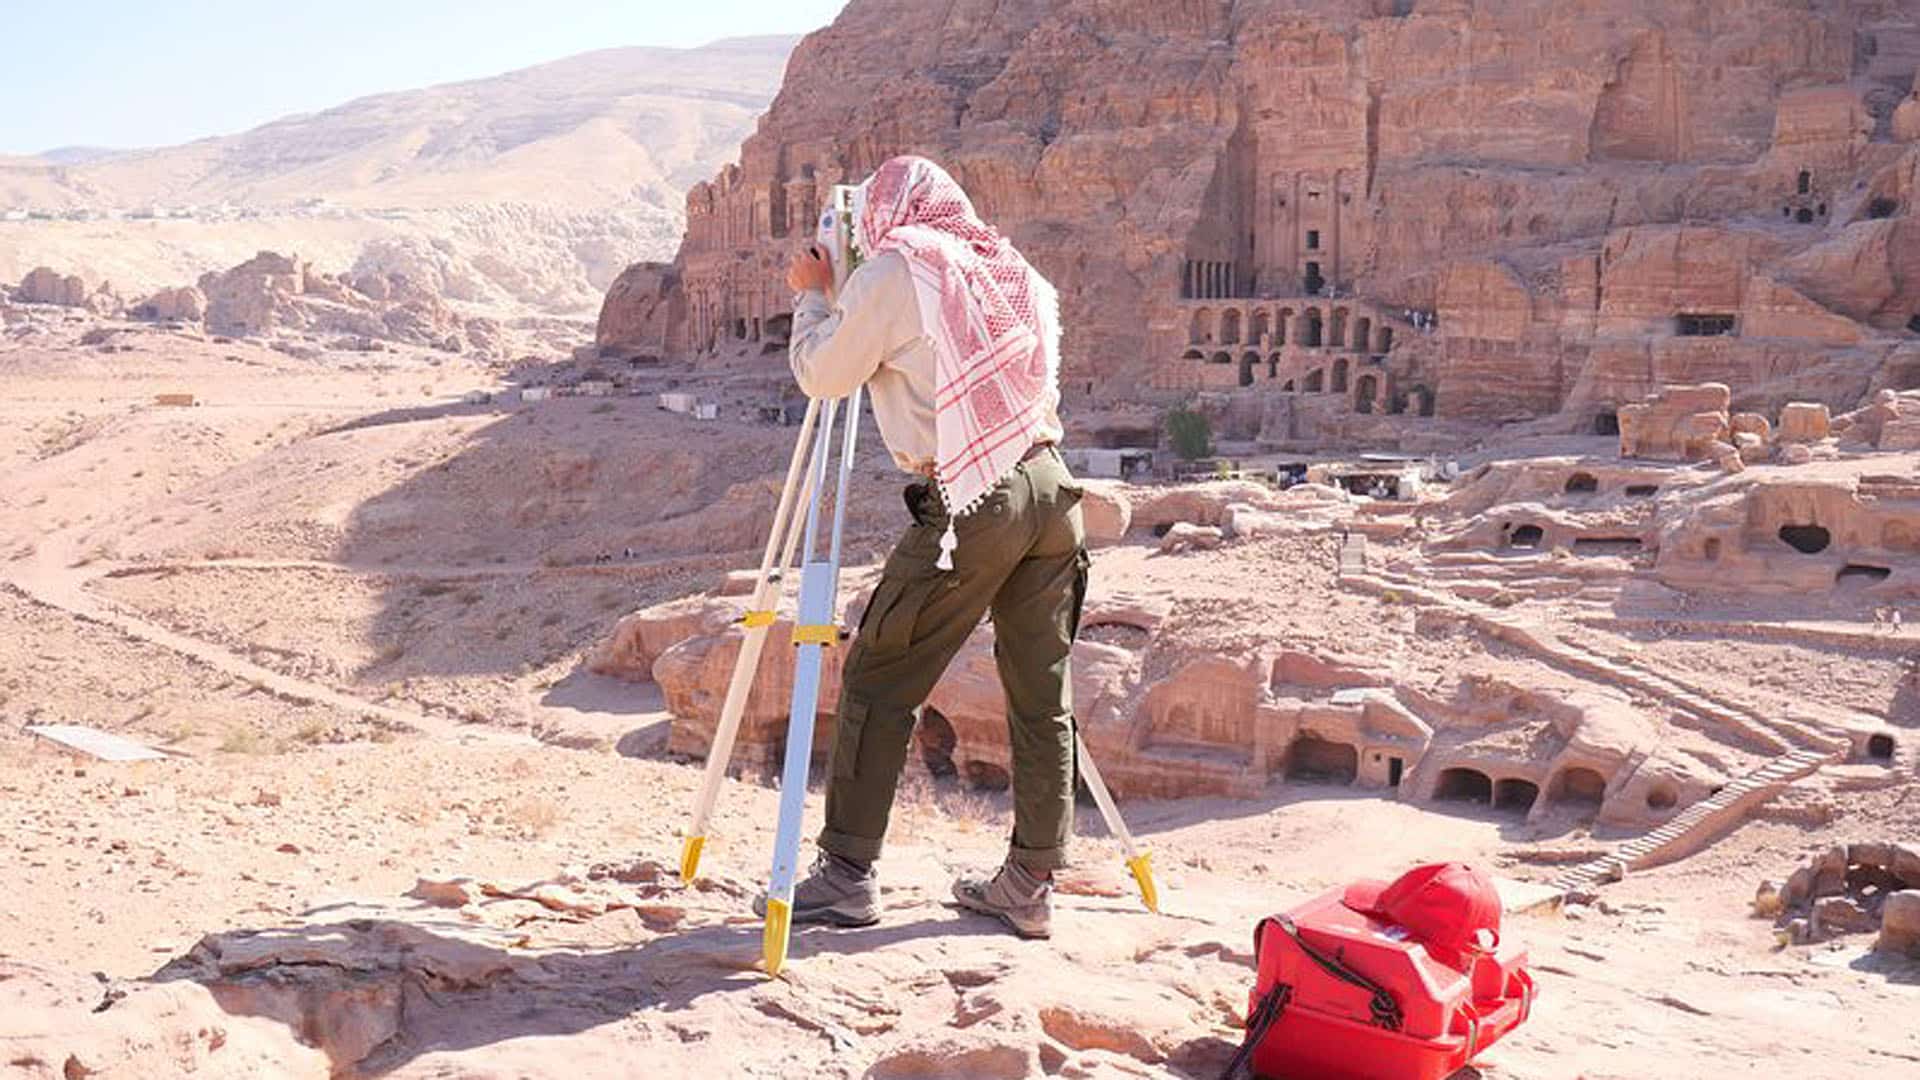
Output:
[762,898,793,977]
[679,834,706,883]
[1127,851,1160,914]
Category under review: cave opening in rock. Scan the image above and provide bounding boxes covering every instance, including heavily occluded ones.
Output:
[1594,410,1620,436]
[1909,314,1920,335]
[1303,308,1325,347]
[1434,767,1493,804]
[916,707,957,779]
[1565,472,1600,494]
[1574,537,1644,555]
[1387,757,1405,787]
[1797,170,1811,195]
[1869,197,1900,219]
[1646,785,1678,811]
[1837,564,1892,585]
[1285,735,1359,784]
[1493,778,1539,814]
[1796,208,1814,224]
[1778,524,1831,554]
[1704,537,1722,561]
[1625,484,1660,498]
[1507,524,1545,550]
[1675,313,1736,337]
[1868,734,1895,760]
[1240,352,1259,387]
[1550,766,1608,808]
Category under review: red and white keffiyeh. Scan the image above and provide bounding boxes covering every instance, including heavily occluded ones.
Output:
[854,156,1061,567]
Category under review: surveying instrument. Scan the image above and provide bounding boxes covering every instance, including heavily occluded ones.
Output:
[675,184,1160,978]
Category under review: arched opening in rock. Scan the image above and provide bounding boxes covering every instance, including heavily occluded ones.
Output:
[1221,309,1242,345]
[915,707,957,779]
[1211,351,1232,366]
[1268,354,1282,379]
[1625,484,1660,498]
[1285,735,1359,784]
[1305,368,1326,393]
[1303,309,1325,347]
[1435,768,1493,805]
[1646,785,1678,811]
[1250,310,1270,345]
[1837,564,1892,586]
[1305,263,1326,296]
[1240,352,1259,388]
[965,760,1011,792]
[1549,766,1608,808]
[1565,472,1600,495]
[1355,374,1379,415]
[1411,387,1436,417]
[1333,357,1350,394]
[1493,778,1539,814]
[1507,524,1545,550]
[1376,326,1394,353]
[1594,410,1621,436]
[1182,349,1206,363]
[1778,524,1831,554]
[1796,207,1814,224]
[1189,308,1214,345]
[1868,734,1895,760]
[1354,317,1372,354]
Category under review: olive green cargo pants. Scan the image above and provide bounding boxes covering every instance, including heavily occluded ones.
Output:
[819,447,1089,872]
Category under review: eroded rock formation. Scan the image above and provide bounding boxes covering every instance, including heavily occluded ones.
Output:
[195,251,506,359]
[598,0,1920,450]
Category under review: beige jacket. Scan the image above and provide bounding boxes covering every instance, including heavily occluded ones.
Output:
[789,251,1065,475]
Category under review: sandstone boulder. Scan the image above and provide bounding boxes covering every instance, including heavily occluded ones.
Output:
[131,285,208,323]
[1078,481,1132,545]
[1878,890,1920,957]
[1618,385,1732,462]
[1159,522,1225,555]
[1777,402,1830,443]
[18,266,89,307]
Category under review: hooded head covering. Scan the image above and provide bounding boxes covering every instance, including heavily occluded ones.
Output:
[854,156,1061,566]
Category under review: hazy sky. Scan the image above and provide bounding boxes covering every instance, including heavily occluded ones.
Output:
[0,0,850,155]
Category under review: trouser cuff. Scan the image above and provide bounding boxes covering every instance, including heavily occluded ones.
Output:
[819,827,886,865]
[1009,842,1069,873]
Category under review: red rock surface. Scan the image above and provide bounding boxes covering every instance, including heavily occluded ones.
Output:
[601,0,1920,450]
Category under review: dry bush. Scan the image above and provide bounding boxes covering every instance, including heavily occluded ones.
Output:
[509,795,563,837]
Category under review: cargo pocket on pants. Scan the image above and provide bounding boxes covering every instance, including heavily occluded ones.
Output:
[870,575,939,656]
[832,696,871,781]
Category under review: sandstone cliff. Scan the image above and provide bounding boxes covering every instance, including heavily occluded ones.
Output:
[604,0,1920,448]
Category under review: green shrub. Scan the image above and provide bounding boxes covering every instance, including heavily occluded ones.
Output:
[1166,408,1213,461]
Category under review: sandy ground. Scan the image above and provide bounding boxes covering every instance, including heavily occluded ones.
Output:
[3,313,1917,1078]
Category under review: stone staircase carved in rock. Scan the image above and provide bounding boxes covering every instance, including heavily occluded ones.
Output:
[1549,749,1835,896]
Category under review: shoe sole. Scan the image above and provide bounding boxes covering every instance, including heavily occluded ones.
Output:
[952,894,1051,940]
[753,902,881,929]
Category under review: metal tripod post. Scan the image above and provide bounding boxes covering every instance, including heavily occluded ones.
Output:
[678,399,824,883]
[1076,736,1159,913]
[763,387,864,977]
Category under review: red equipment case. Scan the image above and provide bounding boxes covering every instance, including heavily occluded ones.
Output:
[1244,885,1535,1080]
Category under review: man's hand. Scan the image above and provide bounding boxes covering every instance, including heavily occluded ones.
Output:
[787,245,835,294]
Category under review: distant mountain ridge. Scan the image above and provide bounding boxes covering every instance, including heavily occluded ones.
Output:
[3,35,799,214]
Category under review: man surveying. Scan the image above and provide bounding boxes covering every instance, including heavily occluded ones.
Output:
[752,155,1086,939]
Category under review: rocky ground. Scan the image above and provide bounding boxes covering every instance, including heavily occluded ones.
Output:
[2,314,1917,1079]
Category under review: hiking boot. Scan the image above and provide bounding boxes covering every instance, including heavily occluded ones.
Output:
[952,861,1053,939]
[751,852,881,928]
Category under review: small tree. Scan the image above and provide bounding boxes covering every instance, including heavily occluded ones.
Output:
[1166,407,1213,461]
